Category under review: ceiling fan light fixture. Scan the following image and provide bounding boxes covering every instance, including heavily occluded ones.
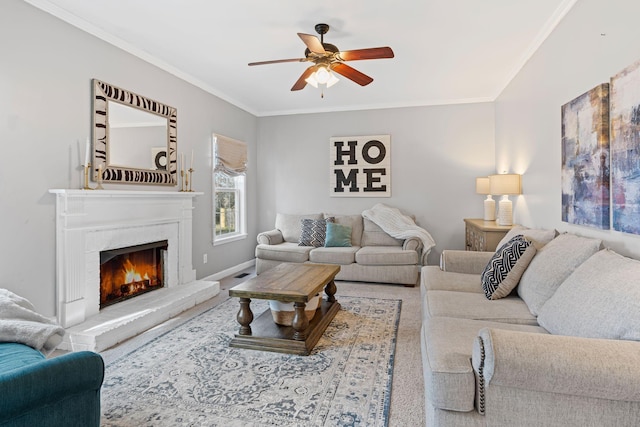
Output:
[326,72,339,88]
[305,72,319,88]
[315,65,331,84]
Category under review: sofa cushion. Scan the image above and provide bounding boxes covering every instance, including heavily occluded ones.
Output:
[0,343,44,373]
[518,233,602,316]
[324,223,352,247]
[421,266,483,293]
[497,225,557,249]
[481,235,537,300]
[309,246,360,264]
[275,213,322,243]
[255,242,313,263]
[538,249,640,340]
[422,317,548,412]
[324,214,364,246]
[355,246,418,266]
[360,218,404,247]
[425,290,537,325]
[298,218,333,247]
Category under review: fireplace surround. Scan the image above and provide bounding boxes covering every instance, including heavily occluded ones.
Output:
[49,189,220,351]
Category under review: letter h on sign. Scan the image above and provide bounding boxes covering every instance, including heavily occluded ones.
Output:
[330,135,391,197]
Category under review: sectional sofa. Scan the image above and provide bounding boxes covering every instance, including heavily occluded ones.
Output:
[255,210,433,286]
[420,226,640,426]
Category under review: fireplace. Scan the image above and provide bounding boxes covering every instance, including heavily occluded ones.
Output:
[50,189,220,352]
[100,240,168,308]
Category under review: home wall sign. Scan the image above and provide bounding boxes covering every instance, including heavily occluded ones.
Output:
[330,135,390,197]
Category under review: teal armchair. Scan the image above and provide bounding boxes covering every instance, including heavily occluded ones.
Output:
[0,343,104,427]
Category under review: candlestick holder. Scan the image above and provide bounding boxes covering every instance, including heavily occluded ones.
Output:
[95,164,104,190]
[83,164,94,190]
[180,170,186,192]
[188,168,194,192]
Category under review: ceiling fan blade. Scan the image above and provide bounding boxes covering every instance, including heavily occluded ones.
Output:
[291,66,316,91]
[331,63,374,86]
[338,47,395,61]
[298,33,326,54]
[248,58,306,66]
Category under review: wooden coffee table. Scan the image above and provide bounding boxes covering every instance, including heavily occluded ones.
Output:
[228,263,341,355]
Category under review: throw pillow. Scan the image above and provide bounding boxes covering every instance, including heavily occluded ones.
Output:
[517,233,602,315]
[324,222,352,247]
[538,249,640,341]
[481,235,537,300]
[298,218,333,247]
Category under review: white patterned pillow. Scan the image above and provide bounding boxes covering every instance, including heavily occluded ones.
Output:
[481,235,537,300]
[299,218,334,247]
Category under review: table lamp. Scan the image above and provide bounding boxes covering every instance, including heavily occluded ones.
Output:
[475,177,495,221]
[489,174,522,226]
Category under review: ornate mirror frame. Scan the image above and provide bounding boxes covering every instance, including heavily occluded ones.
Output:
[92,79,177,185]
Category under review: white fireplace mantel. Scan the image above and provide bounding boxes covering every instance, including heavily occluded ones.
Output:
[49,189,219,351]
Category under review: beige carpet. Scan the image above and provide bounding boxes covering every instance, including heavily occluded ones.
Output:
[99,269,426,427]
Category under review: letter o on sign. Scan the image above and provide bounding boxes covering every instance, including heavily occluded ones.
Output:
[362,140,386,164]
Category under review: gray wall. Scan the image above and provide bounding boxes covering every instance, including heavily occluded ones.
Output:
[1,0,258,315]
[495,0,640,258]
[256,103,496,264]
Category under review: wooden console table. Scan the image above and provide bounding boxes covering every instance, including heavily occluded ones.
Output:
[228,263,341,355]
[464,218,514,252]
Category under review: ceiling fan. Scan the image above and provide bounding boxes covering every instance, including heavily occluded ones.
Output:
[248,23,394,91]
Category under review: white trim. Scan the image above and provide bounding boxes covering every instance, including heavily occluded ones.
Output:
[202,259,255,281]
[23,0,258,116]
[213,233,248,246]
[493,0,579,99]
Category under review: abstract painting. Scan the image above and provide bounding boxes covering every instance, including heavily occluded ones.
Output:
[611,59,640,234]
[561,83,610,229]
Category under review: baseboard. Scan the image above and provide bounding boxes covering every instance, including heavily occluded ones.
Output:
[202,259,256,281]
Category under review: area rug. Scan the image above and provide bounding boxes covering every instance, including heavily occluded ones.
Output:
[101,296,401,426]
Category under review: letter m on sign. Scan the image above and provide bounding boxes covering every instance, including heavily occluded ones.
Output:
[329,135,391,197]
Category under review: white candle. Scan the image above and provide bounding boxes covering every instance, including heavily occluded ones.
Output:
[191,149,194,169]
[84,138,90,167]
[181,153,184,173]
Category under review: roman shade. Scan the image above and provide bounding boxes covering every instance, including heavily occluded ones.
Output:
[214,134,247,176]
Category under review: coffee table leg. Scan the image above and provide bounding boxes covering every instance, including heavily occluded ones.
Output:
[292,302,309,341]
[236,298,253,335]
[325,279,337,303]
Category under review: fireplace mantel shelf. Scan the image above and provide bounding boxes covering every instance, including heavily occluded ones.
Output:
[49,189,204,198]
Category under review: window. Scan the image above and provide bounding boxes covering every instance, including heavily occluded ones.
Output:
[213,134,247,245]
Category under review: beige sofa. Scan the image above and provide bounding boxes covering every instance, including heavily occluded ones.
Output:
[255,212,429,286]
[420,226,640,426]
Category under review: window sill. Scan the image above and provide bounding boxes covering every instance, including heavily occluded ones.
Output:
[213,233,247,246]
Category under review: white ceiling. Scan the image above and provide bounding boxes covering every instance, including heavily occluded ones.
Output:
[25,0,576,117]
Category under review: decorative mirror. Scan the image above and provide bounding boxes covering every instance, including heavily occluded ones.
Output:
[92,79,177,185]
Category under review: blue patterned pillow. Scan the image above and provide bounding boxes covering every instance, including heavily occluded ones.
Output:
[299,218,334,247]
[481,235,537,300]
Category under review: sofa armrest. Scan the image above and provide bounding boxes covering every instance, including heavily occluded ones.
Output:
[472,328,640,414]
[257,229,284,245]
[439,250,493,274]
[402,236,422,252]
[0,350,105,422]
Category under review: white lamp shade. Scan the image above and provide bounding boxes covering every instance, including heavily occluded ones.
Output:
[489,174,522,195]
[475,177,491,195]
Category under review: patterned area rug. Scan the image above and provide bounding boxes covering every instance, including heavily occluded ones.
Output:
[101,296,401,426]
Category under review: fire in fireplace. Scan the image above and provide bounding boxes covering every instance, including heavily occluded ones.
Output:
[100,240,168,309]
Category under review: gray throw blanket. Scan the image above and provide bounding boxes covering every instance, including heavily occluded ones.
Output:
[362,203,436,265]
[0,289,65,355]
